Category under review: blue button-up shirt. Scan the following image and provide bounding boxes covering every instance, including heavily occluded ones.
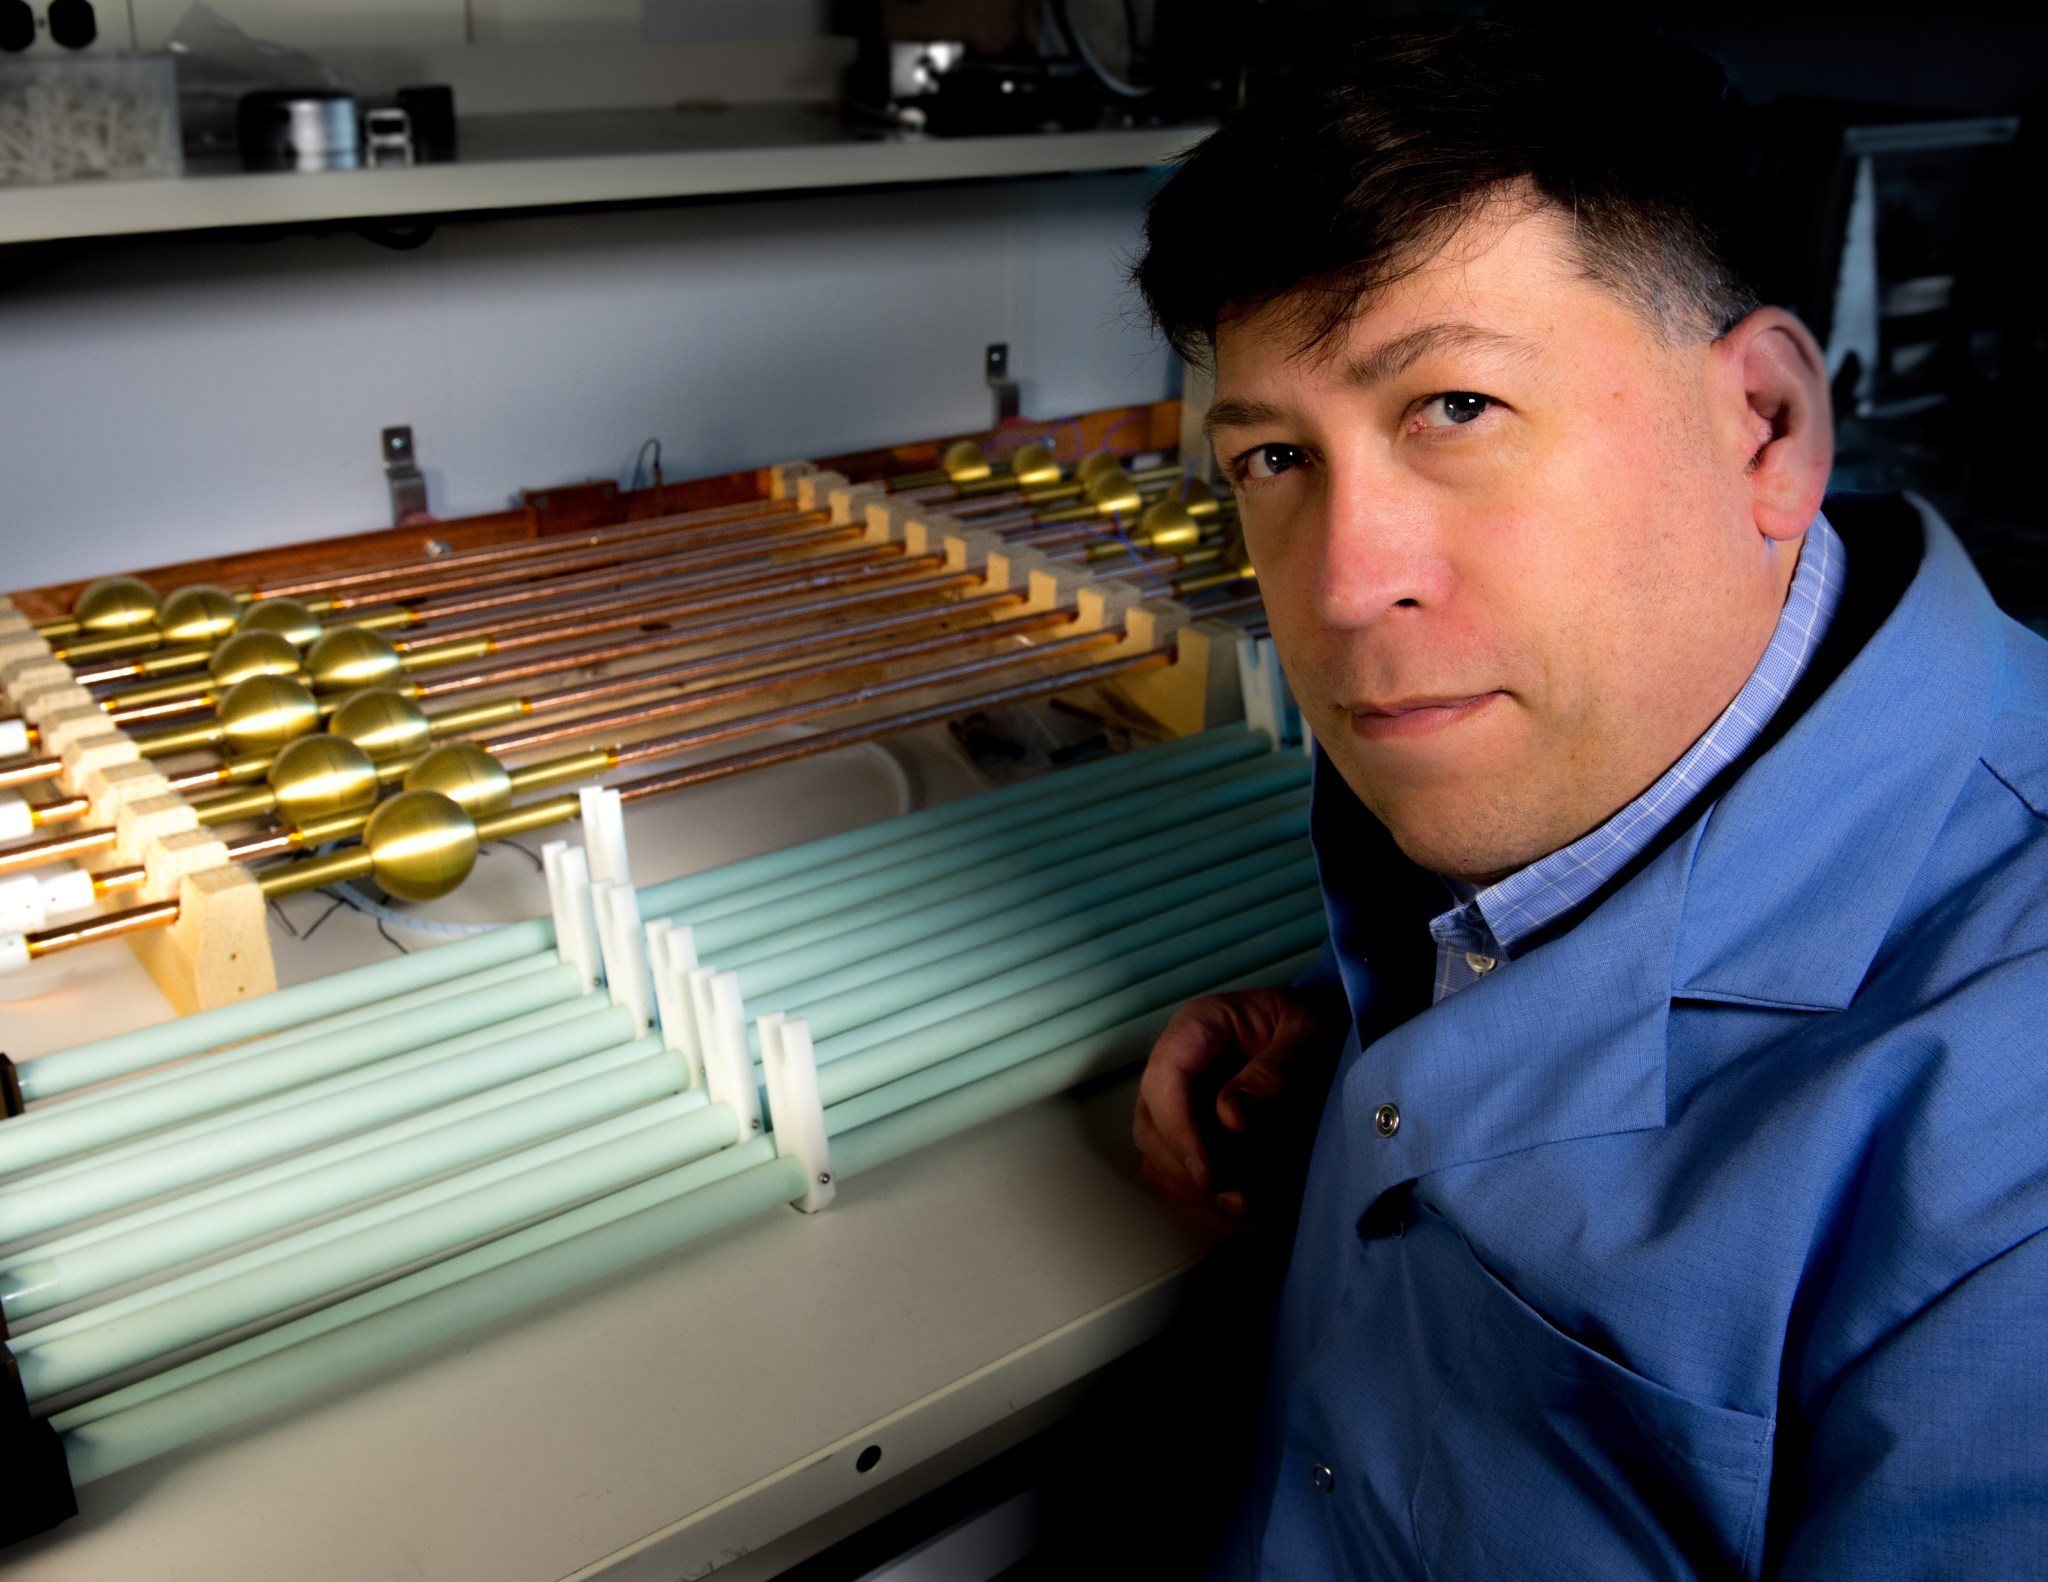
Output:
[1430,515,1845,1002]
[1231,499,2048,1580]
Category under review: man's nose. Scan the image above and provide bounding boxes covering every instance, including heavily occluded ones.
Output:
[1309,476,1451,627]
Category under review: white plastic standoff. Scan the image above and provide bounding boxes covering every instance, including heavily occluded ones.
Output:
[577,786,633,889]
[541,839,602,993]
[645,921,703,1088]
[0,793,32,844]
[0,869,95,934]
[593,879,653,1032]
[0,933,26,974]
[0,718,28,759]
[692,967,762,1136]
[759,1014,835,1213]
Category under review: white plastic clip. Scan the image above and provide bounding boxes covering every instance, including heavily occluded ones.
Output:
[759,1014,834,1213]
[692,967,761,1136]
[592,879,653,1032]
[542,840,602,992]
[0,719,28,760]
[645,921,703,1088]
[577,786,633,888]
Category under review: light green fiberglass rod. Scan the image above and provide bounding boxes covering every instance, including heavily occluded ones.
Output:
[55,946,1320,1483]
[0,961,589,1179]
[0,997,636,1245]
[19,727,1268,1105]
[0,1038,697,1322]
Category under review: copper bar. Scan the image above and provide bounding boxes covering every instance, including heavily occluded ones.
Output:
[415,569,983,700]
[0,825,117,879]
[25,900,180,959]
[606,626,1122,772]
[616,645,1172,803]
[30,794,89,827]
[0,757,64,792]
[488,607,1081,757]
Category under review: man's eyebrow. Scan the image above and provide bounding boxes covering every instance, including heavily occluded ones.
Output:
[1203,396,1288,439]
[1343,322,1537,388]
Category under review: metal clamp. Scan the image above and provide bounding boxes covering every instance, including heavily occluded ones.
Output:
[986,343,1020,426]
[382,426,429,524]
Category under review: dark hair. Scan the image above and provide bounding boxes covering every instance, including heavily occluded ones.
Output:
[1134,20,1761,364]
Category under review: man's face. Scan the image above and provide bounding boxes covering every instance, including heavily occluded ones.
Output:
[1209,203,1799,882]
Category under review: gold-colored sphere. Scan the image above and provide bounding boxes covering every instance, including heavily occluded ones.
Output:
[1075,452,1126,487]
[216,674,321,754]
[267,735,382,825]
[1086,467,1144,517]
[941,439,991,484]
[329,688,433,761]
[365,789,479,903]
[403,742,512,817]
[209,630,304,689]
[158,585,242,646]
[1009,442,1061,487]
[73,576,161,637]
[1137,499,1202,551]
[237,598,324,650]
[306,626,403,695]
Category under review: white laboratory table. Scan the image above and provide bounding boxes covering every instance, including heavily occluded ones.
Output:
[0,728,1246,1579]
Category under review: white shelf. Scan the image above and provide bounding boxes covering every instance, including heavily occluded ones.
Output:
[0,107,1210,246]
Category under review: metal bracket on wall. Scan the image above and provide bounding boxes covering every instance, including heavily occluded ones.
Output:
[382,426,429,524]
[985,343,1020,426]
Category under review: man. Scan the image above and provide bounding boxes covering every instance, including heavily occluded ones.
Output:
[1129,20,2048,1579]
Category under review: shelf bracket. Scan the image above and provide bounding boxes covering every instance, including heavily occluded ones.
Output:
[382,426,429,524]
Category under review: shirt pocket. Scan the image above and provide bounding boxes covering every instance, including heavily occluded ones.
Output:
[1411,1235,1775,1582]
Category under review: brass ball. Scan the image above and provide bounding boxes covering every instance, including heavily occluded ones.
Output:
[158,585,242,646]
[237,598,324,650]
[1086,468,1144,517]
[216,674,321,754]
[1075,452,1125,487]
[403,742,512,817]
[365,789,479,903]
[1137,499,1202,551]
[73,576,162,636]
[306,626,403,695]
[328,687,433,762]
[1009,442,1061,487]
[209,630,304,689]
[268,735,381,824]
[941,439,991,484]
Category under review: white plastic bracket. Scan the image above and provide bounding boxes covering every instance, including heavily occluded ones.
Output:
[592,878,653,1032]
[644,920,703,1088]
[692,967,761,1136]
[577,786,632,888]
[541,840,602,992]
[758,1013,835,1212]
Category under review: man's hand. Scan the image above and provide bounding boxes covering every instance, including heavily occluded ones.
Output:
[1133,986,1348,1219]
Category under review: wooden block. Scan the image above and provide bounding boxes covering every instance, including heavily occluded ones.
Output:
[902,511,963,559]
[63,732,145,795]
[1076,582,1145,632]
[31,704,116,760]
[825,482,885,526]
[115,793,202,862]
[129,861,274,1014]
[80,759,173,829]
[1105,618,1245,738]
[1,656,70,703]
[795,471,849,513]
[863,499,915,545]
[1025,564,1088,614]
[982,544,1045,595]
[142,825,231,900]
[767,461,816,501]
[938,529,997,574]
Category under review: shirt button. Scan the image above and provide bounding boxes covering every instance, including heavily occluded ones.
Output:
[1464,951,1497,974]
[1374,1102,1401,1138]
[1311,1463,1335,1493]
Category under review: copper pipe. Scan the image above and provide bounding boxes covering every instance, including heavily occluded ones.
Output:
[416,569,984,699]
[616,645,1172,802]
[487,606,1081,756]
[0,756,64,792]
[1186,592,1266,622]
[23,899,179,959]
[0,824,117,878]
[321,515,844,614]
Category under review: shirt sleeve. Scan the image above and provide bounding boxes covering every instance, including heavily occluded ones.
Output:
[1777,1225,2048,1580]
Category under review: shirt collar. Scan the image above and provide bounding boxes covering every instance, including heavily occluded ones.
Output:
[1436,513,1846,977]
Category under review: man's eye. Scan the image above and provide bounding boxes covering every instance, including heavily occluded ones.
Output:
[1415,392,1495,429]
[1239,443,1309,480]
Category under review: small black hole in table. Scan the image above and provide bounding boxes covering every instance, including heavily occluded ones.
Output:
[856,1445,882,1474]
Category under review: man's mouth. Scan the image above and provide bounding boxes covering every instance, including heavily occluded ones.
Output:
[1347,692,1503,740]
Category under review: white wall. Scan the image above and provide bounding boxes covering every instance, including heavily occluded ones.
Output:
[0,171,1176,588]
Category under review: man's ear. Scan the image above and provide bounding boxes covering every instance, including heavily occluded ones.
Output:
[1713,308,1834,542]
